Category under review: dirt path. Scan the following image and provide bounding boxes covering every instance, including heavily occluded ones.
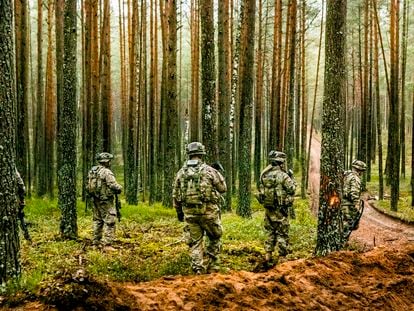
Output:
[308,135,414,249]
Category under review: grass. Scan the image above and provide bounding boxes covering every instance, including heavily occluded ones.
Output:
[9,195,316,296]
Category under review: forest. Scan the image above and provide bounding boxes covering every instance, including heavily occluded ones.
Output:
[1,0,414,309]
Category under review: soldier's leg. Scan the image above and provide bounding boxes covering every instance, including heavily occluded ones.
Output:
[186,218,205,274]
[264,215,277,262]
[102,201,117,245]
[204,216,223,272]
[93,201,104,244]
[276,217,291,257]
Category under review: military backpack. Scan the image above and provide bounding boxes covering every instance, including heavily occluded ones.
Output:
[87,166,103,198]
[179,160,213,205]
[260,167,285,208]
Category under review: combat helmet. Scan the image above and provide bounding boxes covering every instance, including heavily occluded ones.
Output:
[352,159,367,171]
[269,150,286,164]
[186,142,206,156]
[96,152,114,163]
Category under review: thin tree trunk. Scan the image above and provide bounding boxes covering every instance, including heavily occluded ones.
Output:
[300,0,307,199]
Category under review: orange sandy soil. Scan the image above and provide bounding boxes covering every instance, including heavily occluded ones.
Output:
[5,242,414,311]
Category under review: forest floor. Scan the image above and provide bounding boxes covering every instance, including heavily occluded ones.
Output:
[5,137,414,310]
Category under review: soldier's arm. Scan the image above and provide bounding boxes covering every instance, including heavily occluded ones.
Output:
[348,175,361,204]
[172,172,184,221]
[283,174,296,195]
[105,171,122,194]
[211,169,227,193]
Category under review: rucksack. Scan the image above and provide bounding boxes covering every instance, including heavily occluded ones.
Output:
[180,160,213,205]
[87,166,103,198]
[261,167,284,207]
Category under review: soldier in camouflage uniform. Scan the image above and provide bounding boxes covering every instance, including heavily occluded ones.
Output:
[173,142,227,274]
[257,151,296,264]
[87,152,122,247]
[341,159,366,241]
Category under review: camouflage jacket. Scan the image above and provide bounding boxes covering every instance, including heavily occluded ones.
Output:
[342,170,361,205]
[88,165,122,200]
[173,160,227,216]
[16,170,26,204]
[258,164,296,208]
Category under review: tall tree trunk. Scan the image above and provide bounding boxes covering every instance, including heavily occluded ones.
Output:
[286,0,297,168]
[389,0,400,211]
[35,0,46,196]
[190,0,200,142]
[300,0,307,199]
[218,0,232,211]
[45,0,56,198]
[162,0,178,207]
[126,0,138,205]
[58,0,77,239]
[0,0,21,284]
[269,0,282,151]
[14,0,30,191]
[100,0,112,152]
[374,17,384,200]
[237,0,255,218]
[200,0,217,163]
[315,0,347,256]
[399,0,408,178]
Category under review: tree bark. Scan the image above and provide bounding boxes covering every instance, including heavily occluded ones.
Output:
[315,0,347,256]
[237,0,255,218]
[58,0,78,239]
[0,0,21,283]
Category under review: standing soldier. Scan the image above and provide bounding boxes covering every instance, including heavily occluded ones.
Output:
[341,159,366,243]
[173,142,227,274]
[16,169,31,242]
[257,151,296,265]
[87,152,122,249]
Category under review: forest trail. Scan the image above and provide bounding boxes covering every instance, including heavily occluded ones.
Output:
[308,134,414,249]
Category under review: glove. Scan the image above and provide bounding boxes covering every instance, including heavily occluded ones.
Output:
[177,211,184,222]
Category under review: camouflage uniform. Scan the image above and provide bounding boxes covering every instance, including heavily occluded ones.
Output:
[258,151,296,261]
[16,169,31,241]
[341,160,366,238]
[87,153,122,245]
[173,142,227,274]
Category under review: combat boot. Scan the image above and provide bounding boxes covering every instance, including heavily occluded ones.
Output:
[207,257,221,273]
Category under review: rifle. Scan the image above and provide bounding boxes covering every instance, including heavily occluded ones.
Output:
[18,201,32,242]
[115,194,122,222]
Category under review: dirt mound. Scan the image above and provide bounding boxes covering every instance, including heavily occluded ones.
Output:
[6,243,414,310]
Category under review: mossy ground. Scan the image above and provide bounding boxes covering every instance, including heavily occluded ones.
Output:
[9,196,316,296]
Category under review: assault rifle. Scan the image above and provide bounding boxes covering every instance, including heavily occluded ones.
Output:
[18,200,32,242]
[115,194,122,222]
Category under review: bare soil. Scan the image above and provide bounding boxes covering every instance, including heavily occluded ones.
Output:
[5,136,414,310]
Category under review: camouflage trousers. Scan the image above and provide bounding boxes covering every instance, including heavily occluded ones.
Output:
[264,210,290,256]
[341,204,359,235]
[185,213,223,273]
[93,199,116,245]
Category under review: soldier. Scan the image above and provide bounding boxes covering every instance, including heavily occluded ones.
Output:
[16,169,31,242]
[173,142,227,274]
[87,152,122,249]
[257,151,296,265]
[341,159,366,242]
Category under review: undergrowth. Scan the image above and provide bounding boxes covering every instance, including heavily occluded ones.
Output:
[8,196,316,296]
